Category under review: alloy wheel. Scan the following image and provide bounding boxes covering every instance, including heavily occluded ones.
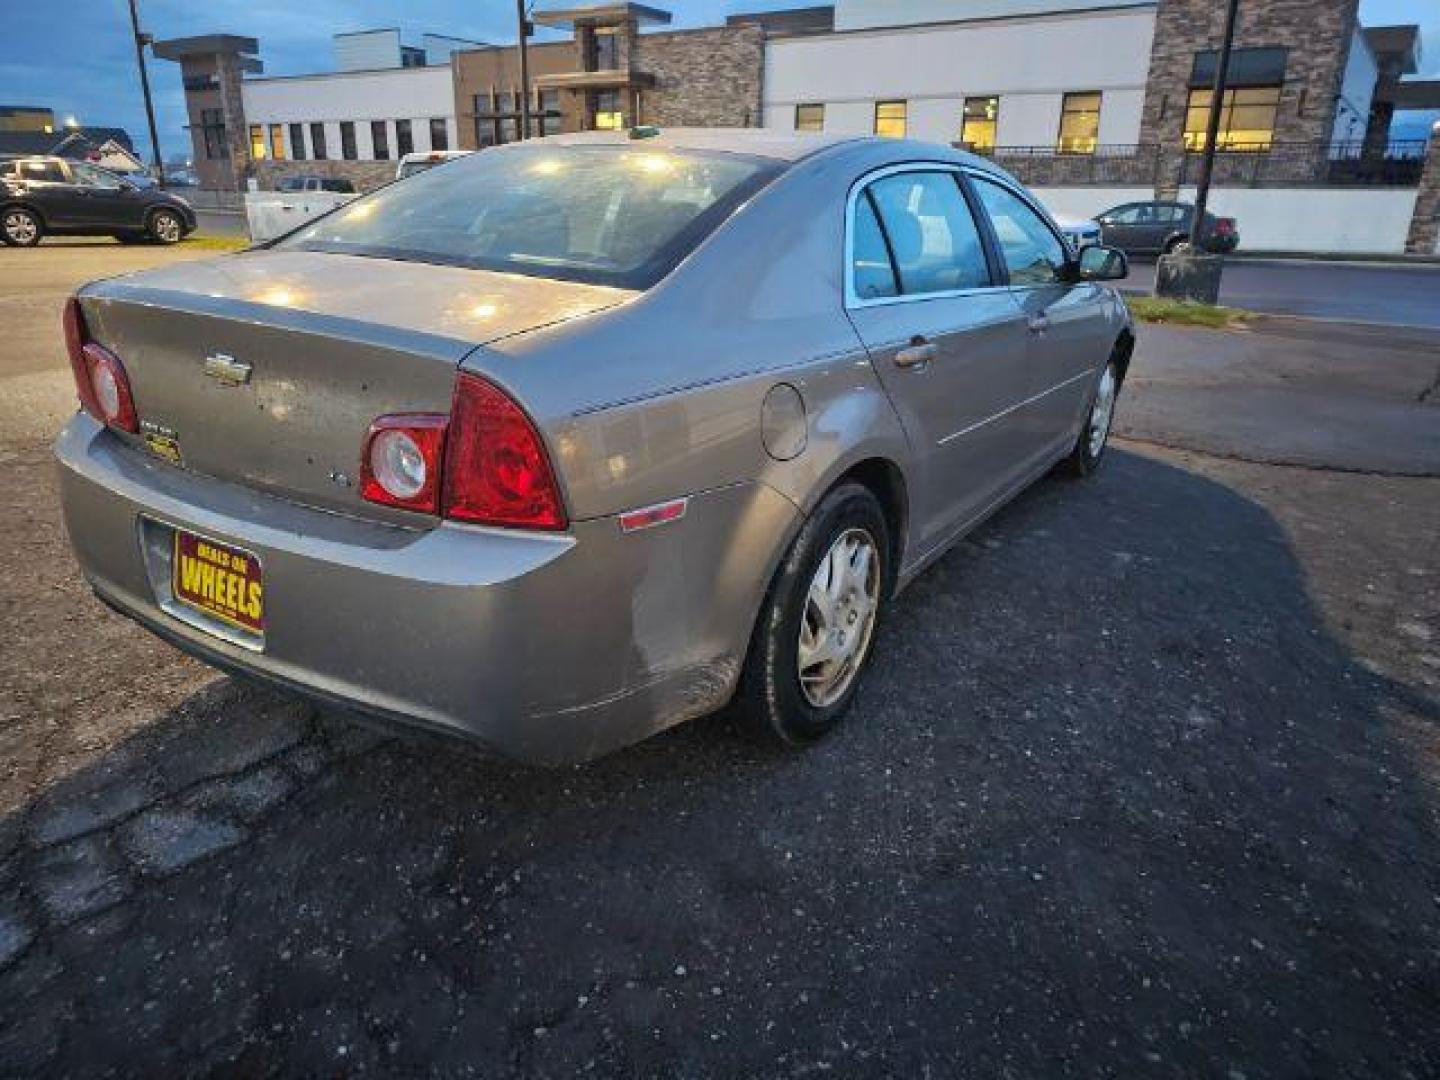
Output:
[798,527,880,708]
[1088,363,1118,458]
[152,212,181,243]
[4,211,38,245]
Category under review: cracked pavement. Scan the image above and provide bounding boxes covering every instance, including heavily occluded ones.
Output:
[1,244,1437,1077]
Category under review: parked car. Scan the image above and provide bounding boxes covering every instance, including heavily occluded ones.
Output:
[1094,200,1238,255]
[0,155,196,247]
[54,131,1133,765]
[396,150,473,180]
[276,175,355,194]
[1053,214,1101,252]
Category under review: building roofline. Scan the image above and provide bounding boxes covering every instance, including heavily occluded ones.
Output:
[532,3,672,29]
[152,34,259,60]
[774,1,1155,41]
[243,64,455,85]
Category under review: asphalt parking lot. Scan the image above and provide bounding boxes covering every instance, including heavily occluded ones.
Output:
[1,242,1437,1076]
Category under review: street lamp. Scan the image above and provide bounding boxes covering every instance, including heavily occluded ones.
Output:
[126,0,167,187]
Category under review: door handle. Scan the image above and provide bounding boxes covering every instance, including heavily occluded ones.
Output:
[1027,313,1051,335]
[894,337,936,370]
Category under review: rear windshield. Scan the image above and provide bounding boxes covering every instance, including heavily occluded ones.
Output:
[280,145,782,289]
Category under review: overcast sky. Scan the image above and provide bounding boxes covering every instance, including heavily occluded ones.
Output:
[2,0,1436,160]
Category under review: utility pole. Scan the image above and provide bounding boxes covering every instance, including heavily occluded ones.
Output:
[1189,0,1240,251]
[516,0,533,140]
[126,0,166,187]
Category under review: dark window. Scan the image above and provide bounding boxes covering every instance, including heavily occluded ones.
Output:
[430,118,449,151]
[310,122,328,160]
[498,116,519,144]
[200,108,228,160]
[972,178,1067,286]
[282,145,782,291]
[289,122,306,160]
[851,194,897,300]
[340,121,357,160]
[591,28,619,70]
[538,90,562,136]
[20,160,66,183]
[1190,47,1287,89]
[396,119,414,157]
[371,120,389,160]
[866,172,990,295]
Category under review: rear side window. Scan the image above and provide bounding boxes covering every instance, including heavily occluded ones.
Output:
[284,145,782,290]
[851,195,897,300]
[853,170,990,298]
[972,178,1068,286]
[21,160,66,183]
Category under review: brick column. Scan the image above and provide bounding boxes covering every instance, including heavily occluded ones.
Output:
[1405,131,1440,256]
[215,51,250,191]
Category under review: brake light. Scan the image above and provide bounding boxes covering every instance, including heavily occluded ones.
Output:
[1214,218,1236,235]
[360,414,447,513]
[64,296,138,433]
[442,373,566,530]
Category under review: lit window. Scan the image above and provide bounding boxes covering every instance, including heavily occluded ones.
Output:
[874,101,906,139]
[1057,92,1102,154]
[248,124,266,160]
[594,90,623,131]
[1183,85,1281,151]
[795,103,824,133]
[961,96,999,151]
[269,124,285,161]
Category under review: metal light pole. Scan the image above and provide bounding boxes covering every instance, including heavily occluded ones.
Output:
[1189,0,1241,250]
[126,0,166,186]
[516,0,533,140]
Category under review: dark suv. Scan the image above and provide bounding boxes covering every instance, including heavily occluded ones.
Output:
[0,156,197,247]
[1094,200,1239,255]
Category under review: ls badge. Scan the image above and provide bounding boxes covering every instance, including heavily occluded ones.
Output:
[202,353,252,386]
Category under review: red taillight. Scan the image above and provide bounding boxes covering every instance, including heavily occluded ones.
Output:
[360,414,447,513]
[1214,218,1236,235]
[64,296,138,433]
[359,374,566,530]
[442,373,566,530]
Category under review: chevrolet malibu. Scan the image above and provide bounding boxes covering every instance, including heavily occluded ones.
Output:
[55,130,1133,765]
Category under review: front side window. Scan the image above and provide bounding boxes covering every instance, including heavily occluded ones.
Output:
[289,122,306,161]
[1057,92,1102,154]
[310,122,328,160]
[863,171,990,295]
[340,121,358,160]
[961,96,999,151]
[283,146,781,291]
[874,100,906,139]
[972,177,1068,286]
[371,120,389,160]
[396,119,414,157]
[430,118,449,151]
[248,124,266,161]
[71,163,123,189]
[795,103,825,133]
[1183,85,1280,150]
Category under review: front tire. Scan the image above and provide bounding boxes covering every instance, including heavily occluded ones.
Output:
[2,208,42,247]
[1060,359,1120,477]
[147,209,184,245]
[736,483,891,746]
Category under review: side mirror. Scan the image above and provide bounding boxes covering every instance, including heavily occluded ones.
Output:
[1077,244,1128,282]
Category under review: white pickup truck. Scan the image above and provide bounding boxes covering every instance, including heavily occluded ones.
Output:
[244,175,358,242]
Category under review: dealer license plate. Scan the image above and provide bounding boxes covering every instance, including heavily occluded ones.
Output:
[171,529,264,636]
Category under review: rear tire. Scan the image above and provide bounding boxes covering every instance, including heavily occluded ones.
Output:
[2,208,42,247]
[147,209,184,245]
[1060,358,1120,478]
[735,483,891,746]
[1162,235,1187,255]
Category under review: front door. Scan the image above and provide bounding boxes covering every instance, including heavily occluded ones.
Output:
[970,175,1109,454]
[68,162,145,230]
[844,166,1041,556]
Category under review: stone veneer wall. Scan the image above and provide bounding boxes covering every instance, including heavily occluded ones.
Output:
[632,26,764,128]
[1405,134,1440,254]
[252,159,397,193]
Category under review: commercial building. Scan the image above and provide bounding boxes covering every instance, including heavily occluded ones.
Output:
[156,0,1439,252]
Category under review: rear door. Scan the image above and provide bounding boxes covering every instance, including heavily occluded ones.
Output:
[17,159,85,227]
[969,173,1109,454]
[844,164,1039,555]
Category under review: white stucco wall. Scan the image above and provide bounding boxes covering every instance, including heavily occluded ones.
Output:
[1030,186,1156,222]
[763,6,1156,147]
[242,67,456,161]
[1176,186,1419,254]
[1332,26,1378,146]
[833,0,1155,32]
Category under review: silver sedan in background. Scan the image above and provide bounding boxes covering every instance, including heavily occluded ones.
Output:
[55,129,1132,765]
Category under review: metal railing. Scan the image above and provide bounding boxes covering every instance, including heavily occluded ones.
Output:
[967,139,1429,189]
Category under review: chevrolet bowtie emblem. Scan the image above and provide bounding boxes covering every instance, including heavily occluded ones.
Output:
[203,353,252,386]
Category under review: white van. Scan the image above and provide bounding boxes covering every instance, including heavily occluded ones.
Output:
[396,151,472,180]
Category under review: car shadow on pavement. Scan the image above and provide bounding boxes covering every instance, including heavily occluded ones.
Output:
[1,448,1437,1077]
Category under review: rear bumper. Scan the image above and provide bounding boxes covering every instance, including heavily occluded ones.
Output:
[55,414,798,764]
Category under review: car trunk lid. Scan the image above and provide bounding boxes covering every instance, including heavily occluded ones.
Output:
[80,250,633,523]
